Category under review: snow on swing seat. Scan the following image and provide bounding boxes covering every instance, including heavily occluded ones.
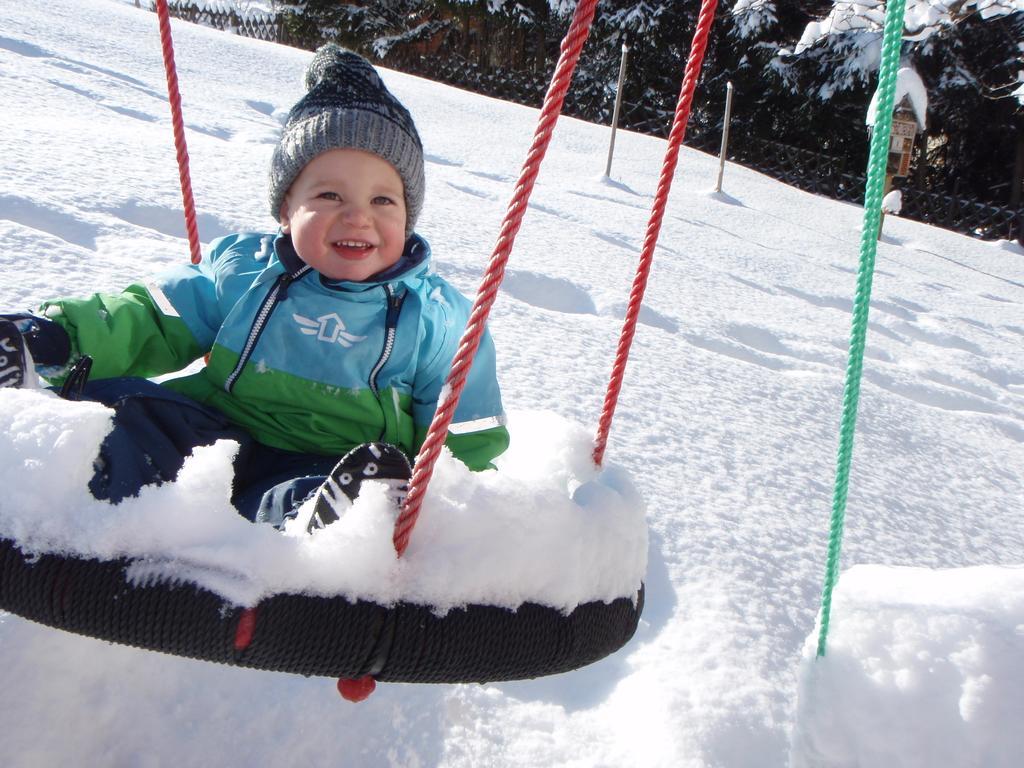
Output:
[0,388,646,681]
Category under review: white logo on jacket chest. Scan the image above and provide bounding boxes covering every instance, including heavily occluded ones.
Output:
[292,312,367,348]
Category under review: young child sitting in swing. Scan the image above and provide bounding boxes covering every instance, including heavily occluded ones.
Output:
[0,44,509,530]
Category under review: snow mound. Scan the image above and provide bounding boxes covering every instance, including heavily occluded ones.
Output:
[791,564,1024,768]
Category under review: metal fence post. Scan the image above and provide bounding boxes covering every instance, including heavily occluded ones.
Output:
[605,41,630,177]
[714,81,734,193]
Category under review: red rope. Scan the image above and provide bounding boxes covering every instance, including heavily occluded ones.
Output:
[592,0,720,467]
[155,0,202,265]
[392,0,600,557]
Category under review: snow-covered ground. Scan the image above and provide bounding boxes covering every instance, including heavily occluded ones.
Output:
[1,1,1022,766]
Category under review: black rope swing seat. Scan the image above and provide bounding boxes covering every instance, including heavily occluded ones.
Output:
[0,385,647,694]
[0,0,669,696]
[0,536,643,684]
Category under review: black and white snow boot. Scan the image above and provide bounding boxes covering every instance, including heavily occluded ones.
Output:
[0,318,27,389]
[303,442,412,533]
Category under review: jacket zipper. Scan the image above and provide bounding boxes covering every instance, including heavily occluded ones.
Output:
[369,284,405,398]
[224,266,311,392]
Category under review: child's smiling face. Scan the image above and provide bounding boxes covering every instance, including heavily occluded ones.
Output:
[280,148,408,282]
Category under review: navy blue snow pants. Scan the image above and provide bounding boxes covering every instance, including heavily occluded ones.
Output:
[78,378,342,526]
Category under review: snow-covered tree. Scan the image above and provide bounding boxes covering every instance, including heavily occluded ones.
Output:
[780,0,1023,97]
[765,0,1024,199]
[277,1,452,59]
[272,0,1022,204]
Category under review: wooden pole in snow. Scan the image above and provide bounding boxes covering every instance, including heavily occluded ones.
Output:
[605,42,630,178]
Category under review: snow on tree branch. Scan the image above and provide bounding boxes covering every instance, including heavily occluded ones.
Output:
[793,0,1023,55]
[731,0,779,40]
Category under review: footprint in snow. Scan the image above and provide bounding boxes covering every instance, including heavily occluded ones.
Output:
[885,296,928,314]
[0,35,48,58]
[604,302,678,333]
[920,370,1004,401]
[500,270,597,315]
[683,333,796,372]
[862,368,1016,418]
[870,299,917,322]
[590,229,636,253]
[867,321,910,345]
[5,36,166,123]
[981,293,1015,304]
[888,320,984,356]
[48,57,159,97]
[730,274,775,295]
[777,284,917,322]
[445,182,495,201]
[245,100,276,117]
[729,323,837,367]
[104,200,233,243]
[104,104,158,123]
[567,188,647,211]
[777,285,853,313]
[992,419,1024,443]
[684,323,844,372]
[425,153,461,168]
[0,194,99,251]
[829,261,896,278]
[971,364,1024,395]
[186,122,233,141]
[466,170,512,183]
[957,316,994,333]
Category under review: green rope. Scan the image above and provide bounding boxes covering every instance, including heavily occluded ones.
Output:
[816,0,908,658]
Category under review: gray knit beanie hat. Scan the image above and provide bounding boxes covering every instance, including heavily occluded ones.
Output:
[269,44,425,236]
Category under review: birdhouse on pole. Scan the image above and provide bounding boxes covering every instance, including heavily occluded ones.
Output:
[866,67,928,179]
[887,97,923,178]
[867,67,928,239]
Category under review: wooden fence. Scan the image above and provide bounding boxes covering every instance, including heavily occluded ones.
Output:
[901,188,1021,241]
[157,1,1023,244]
[161,1,303,46]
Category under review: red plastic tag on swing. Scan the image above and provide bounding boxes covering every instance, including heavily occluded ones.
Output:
[337,675,376,702]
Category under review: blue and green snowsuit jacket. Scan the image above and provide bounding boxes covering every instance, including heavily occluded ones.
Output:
[40,232,509,470]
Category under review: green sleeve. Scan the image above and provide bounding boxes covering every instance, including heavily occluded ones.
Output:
[40,283,204,381]
[414,424,511,472]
